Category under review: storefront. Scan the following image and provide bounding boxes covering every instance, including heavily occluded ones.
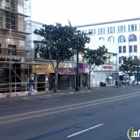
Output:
[29,61,77,91]
[91,65,119,87]
[57,68,76,90]
[78,63,89,87]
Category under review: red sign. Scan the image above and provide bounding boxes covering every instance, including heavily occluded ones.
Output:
[102,66,113,69]
[45,73,51,77]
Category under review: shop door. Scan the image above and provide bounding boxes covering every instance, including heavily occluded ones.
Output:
[37,74,45,91]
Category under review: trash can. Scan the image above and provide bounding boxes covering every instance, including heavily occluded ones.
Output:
[132,80,136,86]
[100,82,106,87]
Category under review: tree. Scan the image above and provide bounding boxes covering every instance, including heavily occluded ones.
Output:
[83,45,107,89]
[119,57,140,72]
[34,22,90,92]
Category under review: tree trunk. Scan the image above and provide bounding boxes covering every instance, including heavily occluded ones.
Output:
[88,71,91,89]
[54,65,58,93]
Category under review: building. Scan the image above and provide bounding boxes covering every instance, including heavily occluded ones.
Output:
[86,39,119,87]
[26,21,89,92]
[0,0,31,93]
[76,17,140,63]
[77,22,121,87]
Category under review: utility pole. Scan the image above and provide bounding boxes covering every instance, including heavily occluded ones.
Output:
[75,49,79,91]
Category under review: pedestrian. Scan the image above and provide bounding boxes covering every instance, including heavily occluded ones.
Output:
[29,78,34,93]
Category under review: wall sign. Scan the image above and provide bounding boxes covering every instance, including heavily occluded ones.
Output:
[102,65,113,69]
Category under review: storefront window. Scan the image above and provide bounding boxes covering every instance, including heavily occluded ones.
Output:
[106,73,113,85]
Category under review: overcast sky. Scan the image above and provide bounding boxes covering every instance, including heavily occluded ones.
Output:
[31,0,140,26]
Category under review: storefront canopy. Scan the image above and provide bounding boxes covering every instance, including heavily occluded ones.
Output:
[58,68,76,75]
[78,63,89,73]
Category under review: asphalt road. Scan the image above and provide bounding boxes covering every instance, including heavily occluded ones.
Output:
[0,86,140,140]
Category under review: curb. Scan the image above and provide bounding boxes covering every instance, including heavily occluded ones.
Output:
[0,85,132,99]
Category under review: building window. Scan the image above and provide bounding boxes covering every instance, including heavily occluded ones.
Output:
[134,56,138,60]
[134,45,137,52]
[108,36,115,43]
[8,45,16,55]
[119,57,122,63]
[108,27,115,33]
[123,46,126,53]
[5,0,17,30]
[81,30,87,34]
[99,37,105,41]
[89,29,96,35]
[129,45,132,53]
[128,24,137,31]
[118,25,125,33]
[118,35,126,43]
[119,46,122,53]
[98,28,105,35]
[129,34,137,42]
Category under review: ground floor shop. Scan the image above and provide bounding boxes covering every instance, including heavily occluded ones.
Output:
[90,71,119,87]
[30,61,89,92]
[90,65,119,87]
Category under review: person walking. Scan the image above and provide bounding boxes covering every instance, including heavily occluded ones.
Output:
[29,78,34,93]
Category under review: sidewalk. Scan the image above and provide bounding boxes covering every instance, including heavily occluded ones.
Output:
[0,84,132,99]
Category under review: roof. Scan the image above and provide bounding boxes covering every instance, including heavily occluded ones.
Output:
[75,17,140,28]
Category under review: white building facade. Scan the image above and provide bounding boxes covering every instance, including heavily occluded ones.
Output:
[87,39,119,87]
[76,17,140,64]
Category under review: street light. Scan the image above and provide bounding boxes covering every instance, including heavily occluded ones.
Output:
[136,64,139,85]
[75,49,79,91]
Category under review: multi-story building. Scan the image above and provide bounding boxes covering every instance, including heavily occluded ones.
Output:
[0,0,31,93]
[26,21,89,91]
[76,17,140,64]
[75,18,140,86]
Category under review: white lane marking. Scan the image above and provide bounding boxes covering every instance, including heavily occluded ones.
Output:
[67,123,104,138]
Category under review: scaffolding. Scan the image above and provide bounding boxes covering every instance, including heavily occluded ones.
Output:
[0,0,31,94]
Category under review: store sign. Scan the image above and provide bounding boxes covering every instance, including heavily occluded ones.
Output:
[45,73,51,77]
[102,65,113,69]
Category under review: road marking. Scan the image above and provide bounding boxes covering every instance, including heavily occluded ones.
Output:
[0,91,140,120]
[0,92,140,125]
[67,123,104,138]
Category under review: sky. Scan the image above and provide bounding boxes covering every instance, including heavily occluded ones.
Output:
[31,0,140,26]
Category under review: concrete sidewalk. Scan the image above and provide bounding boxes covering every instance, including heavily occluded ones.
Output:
[0,84,134,99]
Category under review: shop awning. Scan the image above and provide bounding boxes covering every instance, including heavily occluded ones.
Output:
[78,63,89,73]
[58,68,76,75]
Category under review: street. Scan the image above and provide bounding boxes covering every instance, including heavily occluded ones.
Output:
[0,86,140,140]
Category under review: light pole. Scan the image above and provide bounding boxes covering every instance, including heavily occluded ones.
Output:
[136,64,139,85]
[75,49,79,91]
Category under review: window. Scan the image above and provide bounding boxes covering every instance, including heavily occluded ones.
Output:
[134,45,137,52]
[99,37,105,41]
[119,46,122,53]
[119,57,122,63]
[129,45,132,53]
[98,28,105,35]
[108,36,115,43]
[108,27,115,33]
[118,25,126,33]
[5,0,17,29]
[134,56,138,60]
[81,30,87,34]
[129,56,132,60]
[8,45,16,55]
[128,24,137,31]
[129,34,137,42]
[89,29,96,35]
[123,46,126,53]
[118,35,126,43]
